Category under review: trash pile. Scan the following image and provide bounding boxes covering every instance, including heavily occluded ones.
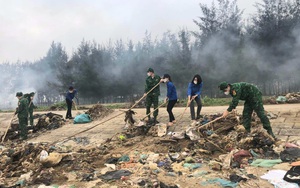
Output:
[3,104,114,141]
[265,92,300,104]
[85,104,113,120]
[5,113,66,141]
[1,111,300,188]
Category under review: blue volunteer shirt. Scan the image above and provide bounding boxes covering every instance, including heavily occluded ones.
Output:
[66,89,77,101]
[187,82,203,96]
[167,81,178,100]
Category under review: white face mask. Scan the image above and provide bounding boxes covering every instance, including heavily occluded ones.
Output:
[224,91,230,95]
[164,78,168,83]
[69,90,73,93]
[193,81,197,85]
[147,72,151,77]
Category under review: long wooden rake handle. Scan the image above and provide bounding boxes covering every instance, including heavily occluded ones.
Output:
[197,116,224,133]
[175,98,194,125]
[140,101,168,121]
[169,98,194,133]
[2,114,15,143]
[129,82,161,110]
[72,101,78,111]
[197,110,237,132]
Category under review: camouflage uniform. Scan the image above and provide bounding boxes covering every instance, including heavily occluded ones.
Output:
[28,92,35,126]
[145,74,161,120]
[225,82,275,137]
[16,93,29,139]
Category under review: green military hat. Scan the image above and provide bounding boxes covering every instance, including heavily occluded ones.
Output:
[218,81,229,91]
[16,92,23,97]
[147,68,154,73]
[30,92,35,96]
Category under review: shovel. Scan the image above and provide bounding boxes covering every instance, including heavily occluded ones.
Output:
[2,114,15,143]
[136,101,167,126]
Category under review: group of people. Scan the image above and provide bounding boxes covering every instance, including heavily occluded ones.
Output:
[14,92,35,140]
[14,67,275,140]
[144,68,276,139]
[144,68,204,127]
[13,86,77,141]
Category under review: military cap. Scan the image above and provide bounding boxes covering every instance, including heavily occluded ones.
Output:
[218,81,229,91]
[16,92,23,97]
[147,68,154,73]
[30,92,35,96]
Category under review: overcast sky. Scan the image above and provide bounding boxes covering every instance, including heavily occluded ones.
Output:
[0,0,258,63]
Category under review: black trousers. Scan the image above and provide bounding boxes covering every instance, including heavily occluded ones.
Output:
[190,96,202,120]
[167,100,177,122]
[66,99,73,118]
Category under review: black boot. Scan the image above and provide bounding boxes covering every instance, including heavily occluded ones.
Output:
[196,115,203,120]
[153,117,159,124]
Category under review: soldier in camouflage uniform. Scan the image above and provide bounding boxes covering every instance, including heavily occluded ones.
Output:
[219,82,276,138]
[15,92,29,140]
[28,92,35,126]
[144,68,161,123]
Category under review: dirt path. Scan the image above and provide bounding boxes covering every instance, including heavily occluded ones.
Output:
[1,103,299,144]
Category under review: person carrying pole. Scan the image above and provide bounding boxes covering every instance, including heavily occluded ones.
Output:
[162,74,178,127]
[143,68,161,124]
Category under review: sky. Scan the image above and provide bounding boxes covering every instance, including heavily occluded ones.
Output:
[0,0,258,63]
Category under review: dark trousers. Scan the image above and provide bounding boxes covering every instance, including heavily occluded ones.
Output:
[167,100,177,122]
[243,97,272,133]
[28,108,34,125]
[66,99,73,118]
[18,117,28,139]
[146,94,159,119]
[190,96,202,120]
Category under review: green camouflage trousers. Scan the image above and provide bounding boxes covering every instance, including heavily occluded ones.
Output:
[28,108,34,126]
[19,117,28,139]
[242,96,272,132]
[146,94,159,119]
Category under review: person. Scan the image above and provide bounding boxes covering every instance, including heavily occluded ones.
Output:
[143,68,161,123]
[218,81,276,138]
[162,74,178,126]
[15,92,29,140]
[28,92,36,126]
[65,86,77,119]
[187,74,203,126]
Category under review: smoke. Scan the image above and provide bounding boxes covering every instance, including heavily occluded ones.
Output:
[0,57,62,110]
[1,1,300,110]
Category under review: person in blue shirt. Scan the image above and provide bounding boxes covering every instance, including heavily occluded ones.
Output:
[65,86,77,119]
[162,74,178,126]
[187,74,203,125]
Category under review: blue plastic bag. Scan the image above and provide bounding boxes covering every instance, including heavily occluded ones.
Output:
[73,114,92,124]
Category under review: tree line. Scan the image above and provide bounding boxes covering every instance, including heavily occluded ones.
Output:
[1,0,300,106]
